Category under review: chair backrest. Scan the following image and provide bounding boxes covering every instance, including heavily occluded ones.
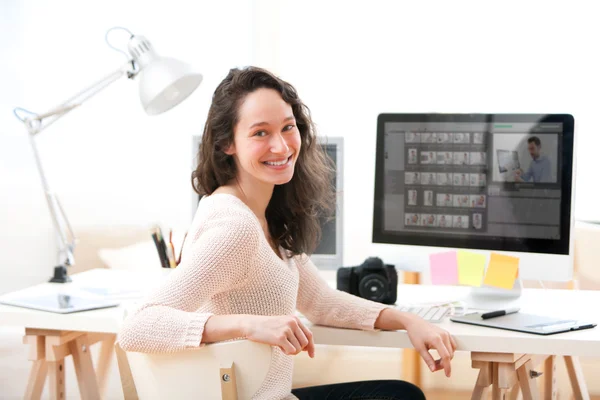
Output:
[116,340,273,400]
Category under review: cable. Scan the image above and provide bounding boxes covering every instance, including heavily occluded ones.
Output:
[104,26,138,78]
[538,280,546,289]
[13,107,37,122]
[104,26,134,61]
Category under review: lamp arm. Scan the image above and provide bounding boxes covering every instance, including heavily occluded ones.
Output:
[17,60,136,269]
[22,61,135,136]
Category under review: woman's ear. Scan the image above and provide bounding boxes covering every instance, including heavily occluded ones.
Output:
[223,142,235,156]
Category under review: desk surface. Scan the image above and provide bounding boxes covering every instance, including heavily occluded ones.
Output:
[2,269,600,357]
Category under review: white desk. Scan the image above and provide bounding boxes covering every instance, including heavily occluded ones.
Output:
[312,284,600,357]
[1,269,599,399]
[310,285,600,399]
[0,269,161,400]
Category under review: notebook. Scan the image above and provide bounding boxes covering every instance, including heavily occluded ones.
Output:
[451,312,596,335]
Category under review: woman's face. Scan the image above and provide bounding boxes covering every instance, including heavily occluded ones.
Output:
[225,88,301,187]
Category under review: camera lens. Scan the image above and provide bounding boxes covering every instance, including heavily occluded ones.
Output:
[358,274,388,302]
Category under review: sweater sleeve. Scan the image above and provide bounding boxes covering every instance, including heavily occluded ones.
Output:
[295,254,391,331]
[117,209,260,353]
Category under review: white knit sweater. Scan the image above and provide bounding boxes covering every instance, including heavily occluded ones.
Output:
[118,193,389,399]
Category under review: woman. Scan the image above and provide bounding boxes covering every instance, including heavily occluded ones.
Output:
[118,67,456,400]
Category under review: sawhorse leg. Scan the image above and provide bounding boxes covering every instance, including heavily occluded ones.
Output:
[23,328,116,400]
[470,353,540,400]
[564,356,590,400]
[470,352,590,400]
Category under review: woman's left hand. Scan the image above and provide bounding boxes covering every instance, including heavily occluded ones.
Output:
[404,316,457,377]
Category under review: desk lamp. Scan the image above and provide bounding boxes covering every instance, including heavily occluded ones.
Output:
[13,27,203,283]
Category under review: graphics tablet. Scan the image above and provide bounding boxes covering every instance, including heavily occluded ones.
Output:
[0,293,121,314]
[451,312,596,335]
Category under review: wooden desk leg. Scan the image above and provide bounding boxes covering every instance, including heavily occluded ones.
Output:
[509,383,521,400]
[96,335,116,397]
[492,384,507,400]
[401,271,421,388]
[24,329,110,400]
[494,362,518,400]
[564,356,590,400]
[47,359,66,400]
[115,342,140,400]
[472,362,493,400]
[544,356,557,400]
[24,359,48,400]
[492,362,501,400]
[24,334,48,400]
[69,335,101,400]
[516,360,540,400]
[401,349,421,386]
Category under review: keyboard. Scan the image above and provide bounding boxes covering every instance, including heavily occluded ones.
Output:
[396,305,450,323]
[395,300,468,323]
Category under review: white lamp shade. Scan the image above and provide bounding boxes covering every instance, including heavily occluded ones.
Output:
[138,57,203,115]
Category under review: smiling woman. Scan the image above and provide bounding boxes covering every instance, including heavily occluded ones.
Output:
[192,67,335,256]
[118,67,452,400]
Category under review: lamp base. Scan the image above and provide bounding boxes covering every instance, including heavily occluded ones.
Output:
[49,265,71,283]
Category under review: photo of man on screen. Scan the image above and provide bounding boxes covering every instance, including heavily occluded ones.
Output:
[514,136,552,183]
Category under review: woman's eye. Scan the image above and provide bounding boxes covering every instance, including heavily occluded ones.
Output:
[255,131,267,137]
[284,124,296,131]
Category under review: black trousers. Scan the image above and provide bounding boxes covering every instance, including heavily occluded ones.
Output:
[291,379,426,400]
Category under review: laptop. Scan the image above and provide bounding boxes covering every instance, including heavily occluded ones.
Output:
[451,312,596,335]
[496,149,520,173]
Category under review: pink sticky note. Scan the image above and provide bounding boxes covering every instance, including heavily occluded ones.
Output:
[429,251,459,285]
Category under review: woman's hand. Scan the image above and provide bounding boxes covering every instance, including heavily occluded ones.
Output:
[404,316,457,377]
[241,315,315,358]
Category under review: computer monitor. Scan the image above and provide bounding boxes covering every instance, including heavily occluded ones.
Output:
[372,114,575,283]
[191,135,343,269]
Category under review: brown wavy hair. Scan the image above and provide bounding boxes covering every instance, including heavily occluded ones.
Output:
[192,66,335,256]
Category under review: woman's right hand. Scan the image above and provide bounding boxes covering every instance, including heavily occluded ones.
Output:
[241,315,315,358]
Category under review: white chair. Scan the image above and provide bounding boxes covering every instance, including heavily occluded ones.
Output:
[115,340,273,400]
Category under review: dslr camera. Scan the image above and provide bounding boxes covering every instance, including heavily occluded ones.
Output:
[336,257,397,304]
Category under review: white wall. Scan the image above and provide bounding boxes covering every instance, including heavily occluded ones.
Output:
[2,1,599,294]
[0,0,253,293]
[256,0,600,269]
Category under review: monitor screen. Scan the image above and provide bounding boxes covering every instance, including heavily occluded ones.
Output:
[314,142,338,255]
[373,114,574,256]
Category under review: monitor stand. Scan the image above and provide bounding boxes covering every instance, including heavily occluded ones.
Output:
[465,278,523,310]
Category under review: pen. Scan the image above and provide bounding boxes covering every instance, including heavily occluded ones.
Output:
[167,229,175,268]
[176,232,188,266]
[156,227,169,265]
[151,226,170,268]
[167,242,177,268]
[481,307,520,319]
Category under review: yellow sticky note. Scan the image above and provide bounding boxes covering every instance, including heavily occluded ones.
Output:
[483,253,520,290]
[457,251,486,287]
